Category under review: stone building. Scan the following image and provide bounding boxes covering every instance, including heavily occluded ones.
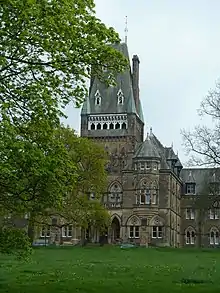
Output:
[79,42,220,248]
[30,42,220,247]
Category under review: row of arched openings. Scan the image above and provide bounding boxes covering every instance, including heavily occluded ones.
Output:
[90,122,127,130]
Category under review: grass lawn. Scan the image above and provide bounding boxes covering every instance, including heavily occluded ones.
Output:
[0,246,220,293]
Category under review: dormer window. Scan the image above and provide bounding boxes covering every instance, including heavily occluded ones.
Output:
[185,183,196,195]
[95,90,101,105]
[117,89,124,105]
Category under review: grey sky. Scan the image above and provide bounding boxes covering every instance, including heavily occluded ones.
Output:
[63,0,220,165]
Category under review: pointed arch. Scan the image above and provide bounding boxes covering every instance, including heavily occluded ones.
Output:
[185,226,196,245]
[117,89,124,105]
[149,215,164,226]
[95,90,101,105]
[110,214,121,225]
[126,215,141,226]
[108,181,123,203]
[136,179,157,205]
[126,215,141,239]
[210,227,219,245]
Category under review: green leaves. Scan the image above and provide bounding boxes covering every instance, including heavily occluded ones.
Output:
[0,0,128,125]
[0,0,124,256]
[0,227,32,260]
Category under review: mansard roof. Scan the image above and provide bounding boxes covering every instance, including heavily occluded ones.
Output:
[81,43,144,123]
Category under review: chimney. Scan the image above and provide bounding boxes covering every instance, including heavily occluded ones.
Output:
[132,55,140,110]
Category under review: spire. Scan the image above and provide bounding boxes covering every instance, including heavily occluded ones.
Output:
[124,16,128,44]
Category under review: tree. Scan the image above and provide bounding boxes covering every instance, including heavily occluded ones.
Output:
[0,0,127,255]
[182,81,220,247]
[29,126,110,245]
[0,0,128,126]
[182,81,220,166]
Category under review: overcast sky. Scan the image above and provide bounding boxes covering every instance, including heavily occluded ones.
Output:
[63,0,220,166]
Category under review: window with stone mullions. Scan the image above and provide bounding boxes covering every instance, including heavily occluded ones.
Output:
[210,230,219,245]
[140,189,151,204]
[62,225,73,237]
[129,226,140,238]
[186,230,195,244]
[185,183,196,194]
[186,208,195,220]
[209,208,219,220]
[41,226,50,237]
[152,226,162,238]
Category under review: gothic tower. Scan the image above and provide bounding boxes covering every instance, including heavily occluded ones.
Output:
[80,43,144,174]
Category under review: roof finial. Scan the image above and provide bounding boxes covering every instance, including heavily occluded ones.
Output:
[171,142,173,148]
[124,16,128,44]
[150,127,153,136]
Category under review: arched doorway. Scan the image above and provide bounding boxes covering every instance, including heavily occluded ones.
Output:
[111,217,120,243]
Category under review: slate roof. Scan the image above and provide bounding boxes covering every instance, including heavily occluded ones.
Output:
[134,134,161,159]
[180,168,220,194]
[81,43,144,122]
[132,131,183,171]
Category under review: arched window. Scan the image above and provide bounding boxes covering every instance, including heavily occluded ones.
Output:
[109,123,114,129]
[103,123,108,129]
[97,123,101,130]
[151,186,157,204]
[137,180,157,205]
[150,216,164,239]
[122,122,127,129]
[115,122,120,129]
[185,227,196,245]
[90,123,95,130]
[127,216,141,239]
[210,228,219,245]
[117,89,124,105]
[109,182,122,204]
[138,183,150,205]
[95,90,101,105]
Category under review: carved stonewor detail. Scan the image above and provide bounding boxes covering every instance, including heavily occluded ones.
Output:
[131,217,138,225]
[152,216,163,226]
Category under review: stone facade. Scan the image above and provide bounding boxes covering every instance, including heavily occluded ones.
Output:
[31,43,220,247]
[79,42,220,248]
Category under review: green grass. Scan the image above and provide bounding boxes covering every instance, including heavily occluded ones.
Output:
[1,246,220,293]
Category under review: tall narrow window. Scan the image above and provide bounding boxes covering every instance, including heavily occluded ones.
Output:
[95,90,101,105]
[145,189,151,204]
[109,123,114,129]
[151,187,157,204]
[209,209,219,220]
[185,229,195,244]
[122,122,127,129]
[117,89,124,105]
[115,123,120,129]
[210,229,219,245]
[186,208,195,220]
